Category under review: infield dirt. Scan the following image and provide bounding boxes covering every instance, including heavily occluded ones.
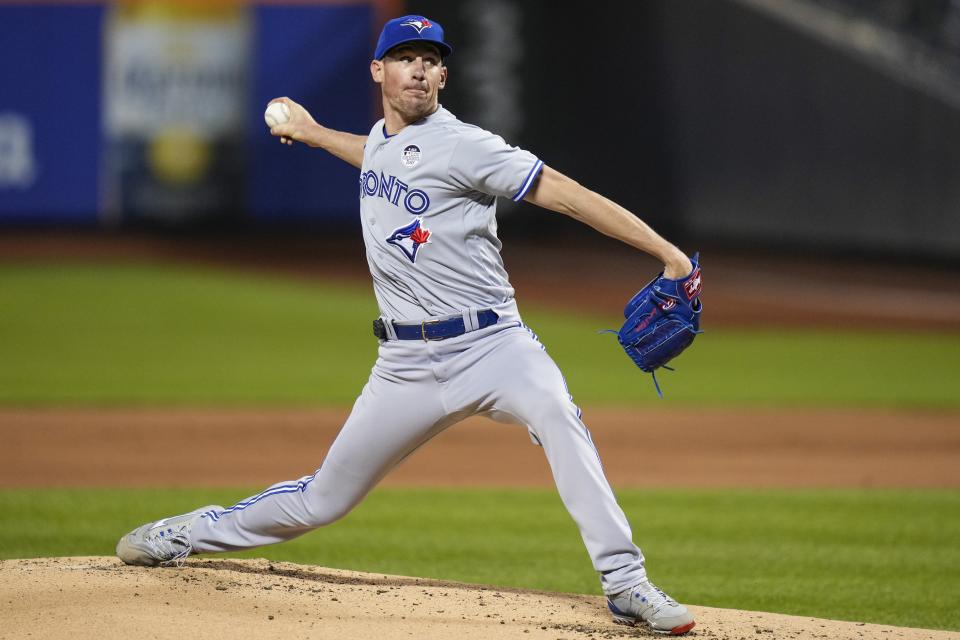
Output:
[3,557,959,640]
[2,407,958,488]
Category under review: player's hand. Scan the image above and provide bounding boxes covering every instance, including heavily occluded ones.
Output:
[267,97,323,147]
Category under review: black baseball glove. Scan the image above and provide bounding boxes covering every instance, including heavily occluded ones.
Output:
[610,252,703,397]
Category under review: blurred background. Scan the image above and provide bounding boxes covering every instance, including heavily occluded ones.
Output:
[1,0,959,261]
[1,2,959,630]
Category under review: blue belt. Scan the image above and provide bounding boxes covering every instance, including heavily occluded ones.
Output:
[373,309,499,341]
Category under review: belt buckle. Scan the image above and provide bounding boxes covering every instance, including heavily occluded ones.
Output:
[372,318,387,340]
[420,319,443,341]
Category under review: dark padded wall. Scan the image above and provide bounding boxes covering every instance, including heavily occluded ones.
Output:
[406,0,678,234]
[410,0,960,258]
[657,1,960,258]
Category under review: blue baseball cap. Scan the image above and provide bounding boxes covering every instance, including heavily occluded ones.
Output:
[374,15,453,60]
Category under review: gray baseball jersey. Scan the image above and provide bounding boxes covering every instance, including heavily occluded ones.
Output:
[189,106,649,596]
[358,106,542,322]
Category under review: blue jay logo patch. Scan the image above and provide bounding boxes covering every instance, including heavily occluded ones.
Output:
[386,218,432,263]
[401,18,433,34]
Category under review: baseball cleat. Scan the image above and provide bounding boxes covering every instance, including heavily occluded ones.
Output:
[116,505,222,567]
[607,580,696,635]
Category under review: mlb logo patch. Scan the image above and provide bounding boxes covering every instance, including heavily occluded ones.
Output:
[386,217,432,263]
[401,145,422,168]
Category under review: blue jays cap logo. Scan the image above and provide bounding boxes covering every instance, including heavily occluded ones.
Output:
[401,18,433,34]
[374,15,453,60]
[386,217,432,263]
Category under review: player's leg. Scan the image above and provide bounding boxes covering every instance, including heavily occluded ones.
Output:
[189,348,453,553]
[119,343,453,562]
[437,325,644,591]
[450,325,694,633]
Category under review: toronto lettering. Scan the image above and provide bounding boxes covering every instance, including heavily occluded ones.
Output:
[359,171,430,215]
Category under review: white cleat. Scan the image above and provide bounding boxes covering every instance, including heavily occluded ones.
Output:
[116,505,222,567]
[607,580,696,635]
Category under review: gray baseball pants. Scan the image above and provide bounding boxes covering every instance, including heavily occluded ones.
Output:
[189,320,647,595]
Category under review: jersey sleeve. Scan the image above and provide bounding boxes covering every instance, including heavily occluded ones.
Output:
[448,129,543,201]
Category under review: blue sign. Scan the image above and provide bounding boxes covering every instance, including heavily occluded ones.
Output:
[248,4,374,223]
[0,5,104,223]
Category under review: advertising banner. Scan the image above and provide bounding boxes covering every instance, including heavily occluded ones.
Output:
[101,3,251,225]
[0,1,377,227]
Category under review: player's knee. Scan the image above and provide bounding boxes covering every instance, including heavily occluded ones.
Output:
[301,490,360,527]
[303,503,351,528]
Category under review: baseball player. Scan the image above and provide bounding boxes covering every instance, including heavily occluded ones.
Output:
[117,15,696,636]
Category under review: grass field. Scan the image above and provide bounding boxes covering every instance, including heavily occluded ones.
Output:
[1,262,958,407]
[1,487,958,631]
[3,260,958,632]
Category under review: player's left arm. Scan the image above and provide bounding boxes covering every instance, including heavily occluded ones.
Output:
[523,165,692,279]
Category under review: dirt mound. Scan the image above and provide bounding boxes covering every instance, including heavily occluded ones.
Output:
[1,557,955,640]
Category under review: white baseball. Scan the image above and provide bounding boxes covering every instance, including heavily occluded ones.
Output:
[264,102,291,128]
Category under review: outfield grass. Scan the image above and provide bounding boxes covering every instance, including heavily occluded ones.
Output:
[1,487,957,631]
[1,262,958,407]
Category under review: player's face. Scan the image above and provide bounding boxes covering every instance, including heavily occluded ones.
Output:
[372,43,447,122]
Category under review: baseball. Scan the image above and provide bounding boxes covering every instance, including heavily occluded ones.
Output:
[264,102,291,128]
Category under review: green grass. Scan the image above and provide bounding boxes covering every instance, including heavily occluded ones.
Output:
[1,487,957,631]
[1,262,958,407]
[0,263,380,405]
[531,315,960,408]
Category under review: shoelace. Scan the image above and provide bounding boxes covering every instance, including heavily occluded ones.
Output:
[634,583,678,613]
[146,526,192,568]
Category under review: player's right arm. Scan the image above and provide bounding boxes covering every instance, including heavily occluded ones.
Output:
[267,97,366,169]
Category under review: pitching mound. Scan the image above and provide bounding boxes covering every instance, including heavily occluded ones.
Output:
[1,558,955,640]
